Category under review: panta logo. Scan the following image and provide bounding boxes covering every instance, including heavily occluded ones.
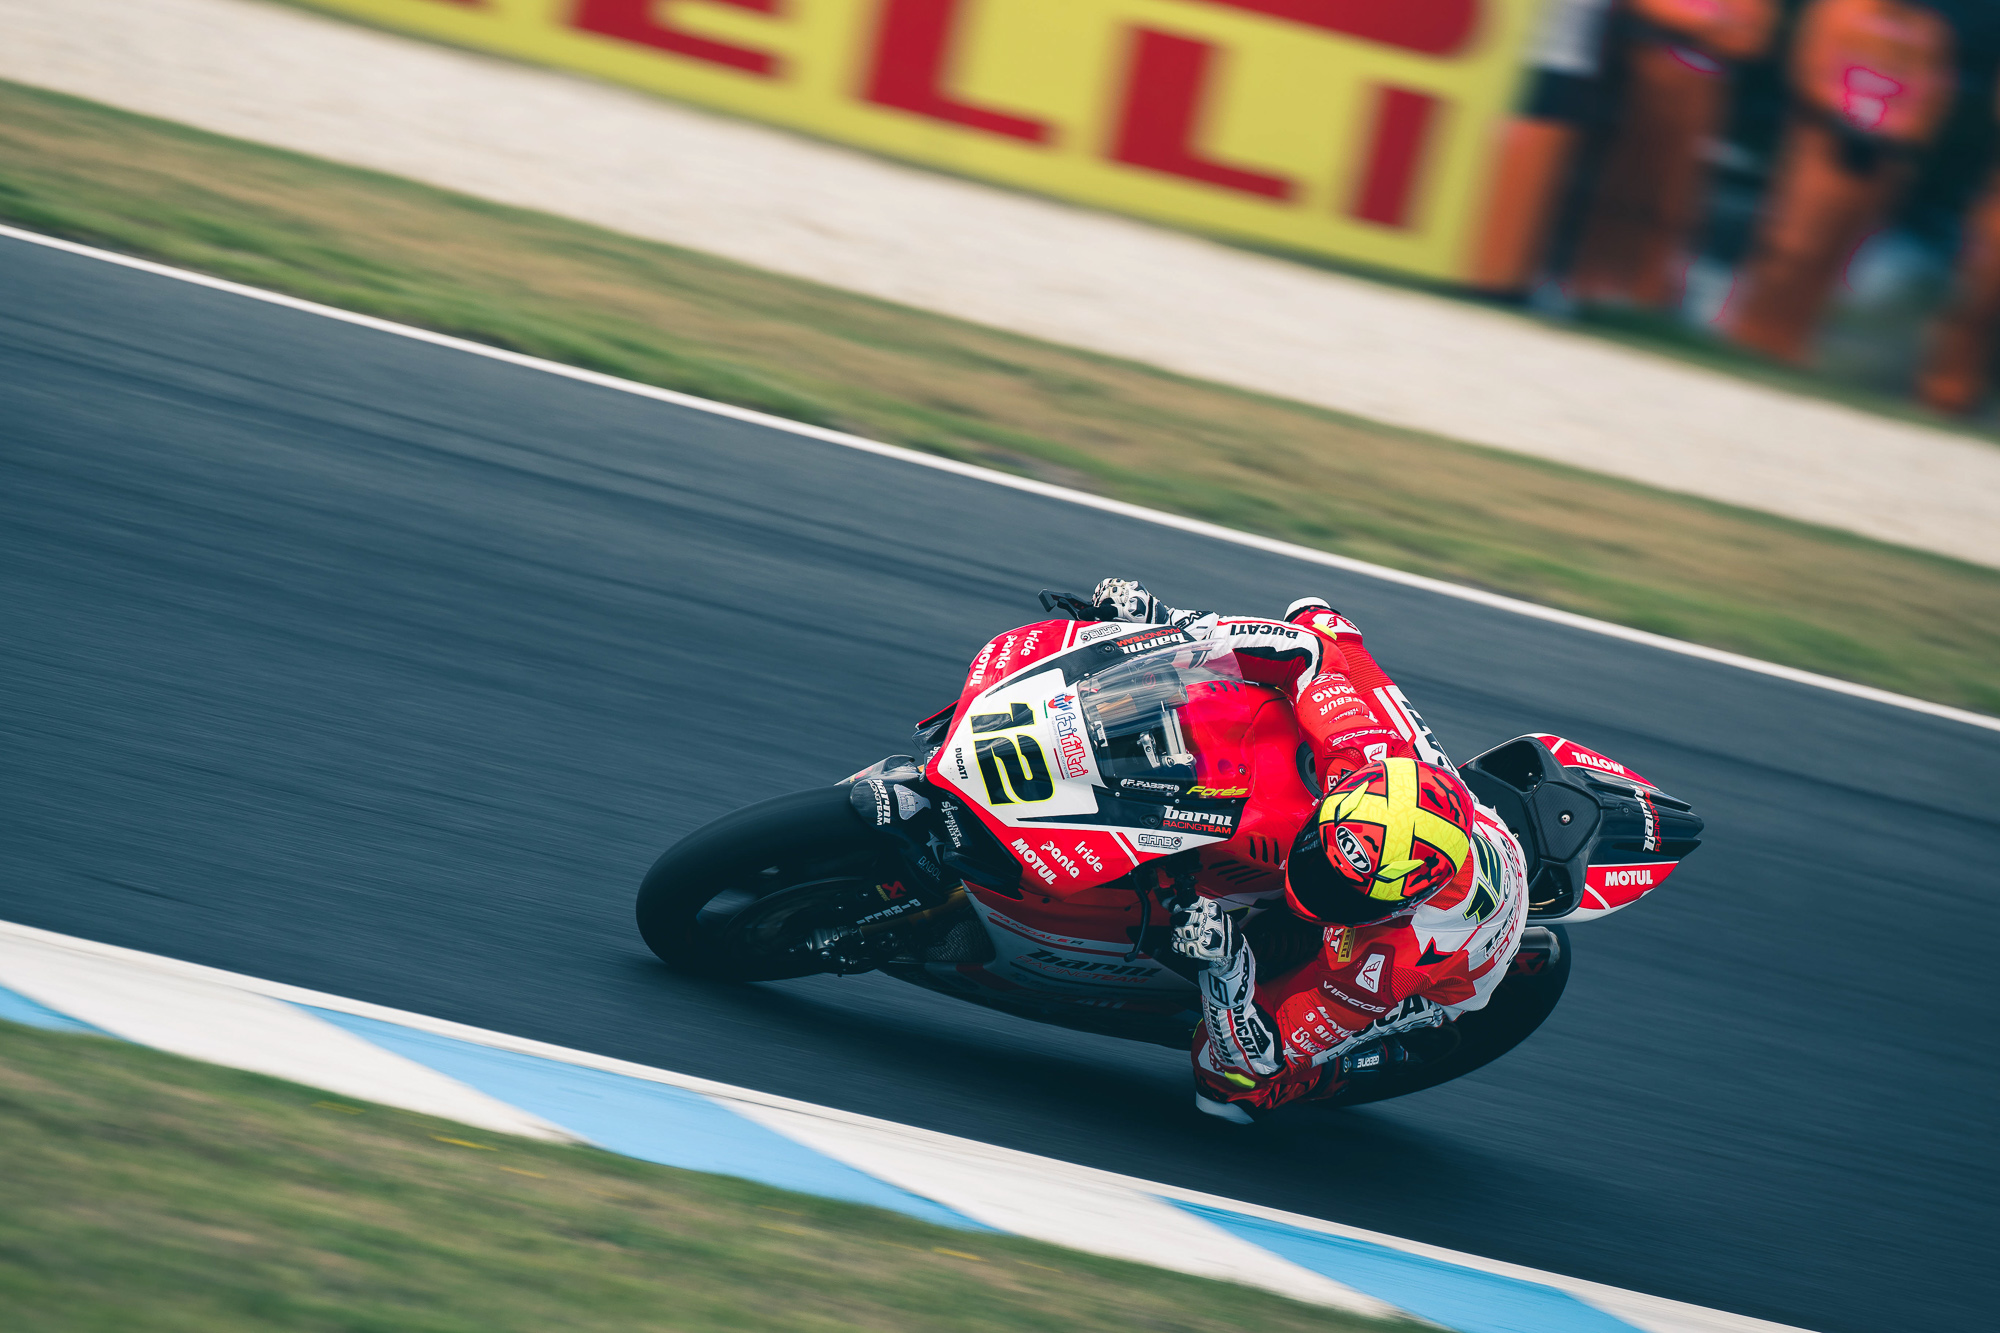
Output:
[1355,952,1386,993]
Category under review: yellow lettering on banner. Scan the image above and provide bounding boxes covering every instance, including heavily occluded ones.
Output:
[298,0,1542,281]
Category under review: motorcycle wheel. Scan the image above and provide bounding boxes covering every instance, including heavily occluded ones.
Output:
[1319,923,1572,1109]
[636,786,891,982]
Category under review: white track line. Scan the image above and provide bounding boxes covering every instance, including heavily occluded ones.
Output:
[0,918,1810,1333]
[5,222,1992,736]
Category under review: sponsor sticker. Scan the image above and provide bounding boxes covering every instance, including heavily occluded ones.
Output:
[1110,626,1191,656]
[1010,837,1060,886]
[967,638,998,687]
[1038,839,1082,879]
[1119,778,1181,795]
[1161,806,1235,833]
[939,800,966,848]
[1537,734,1657,789]
[1333,825,1373,874]
[1135,833,1183,851]
[1186,785,1249,799]
[866,779,893,827]
[1355,952,1386,994]
[1047,698,1092,781]
[1319,981,1389,1015]
[1584,861,1677,910]
[1017,948,1157,981]
[1308,611,1363,638]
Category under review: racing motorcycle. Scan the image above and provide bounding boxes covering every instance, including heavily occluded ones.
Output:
[637,592,1704,1111]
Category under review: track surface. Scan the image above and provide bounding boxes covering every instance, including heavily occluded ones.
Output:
[3,237,1994,1332]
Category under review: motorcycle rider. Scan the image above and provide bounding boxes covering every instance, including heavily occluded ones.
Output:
[1086,579,1530,1123]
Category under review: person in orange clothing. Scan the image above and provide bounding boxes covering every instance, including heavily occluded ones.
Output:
[1917,81,2000,413]
[1568,0,1780,308]
[1726,0,1957,362]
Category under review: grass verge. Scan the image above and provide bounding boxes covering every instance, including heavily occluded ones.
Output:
[1,79,1995,714]
[0,1019,1403,1332]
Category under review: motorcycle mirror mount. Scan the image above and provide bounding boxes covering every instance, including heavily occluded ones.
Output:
[1039,588,1119,621]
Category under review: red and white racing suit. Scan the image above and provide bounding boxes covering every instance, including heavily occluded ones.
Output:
[1162,604,1531,1114]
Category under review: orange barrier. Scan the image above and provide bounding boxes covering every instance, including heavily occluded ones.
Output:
[1726,0,1955,362]
[296,1,1544,285]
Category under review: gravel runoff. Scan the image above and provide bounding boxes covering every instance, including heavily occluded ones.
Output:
[6,0,1998,568]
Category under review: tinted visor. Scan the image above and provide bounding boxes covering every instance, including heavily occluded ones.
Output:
[1285,823,1406,926]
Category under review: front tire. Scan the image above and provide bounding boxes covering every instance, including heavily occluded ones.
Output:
[636,786,884,981]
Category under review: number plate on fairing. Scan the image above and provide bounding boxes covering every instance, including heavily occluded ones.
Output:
[927,628,1261,890]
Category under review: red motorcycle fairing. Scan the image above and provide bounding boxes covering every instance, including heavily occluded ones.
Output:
[923,620,1319,901]
[1458,733,1704,923]
[1531,733,1680,916]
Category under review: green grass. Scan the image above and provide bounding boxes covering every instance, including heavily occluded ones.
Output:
[0,1019,1407,1332]
[2,78,1995,714]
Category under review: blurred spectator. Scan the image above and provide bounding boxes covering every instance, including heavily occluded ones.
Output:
[1469,0,1615,293]
[1725,0,1956,362]
[1568,0,1780,308]
[1917,79,2000,412]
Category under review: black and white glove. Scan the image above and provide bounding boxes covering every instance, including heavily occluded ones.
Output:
[1176,898,1281,1078]
[1307,994,1449,1067]
[1091,577,1165,624]
[1172,896,1241,963]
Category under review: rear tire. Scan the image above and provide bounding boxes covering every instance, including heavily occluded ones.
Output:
[636,786,883,980]
[1320,924,1572,1108]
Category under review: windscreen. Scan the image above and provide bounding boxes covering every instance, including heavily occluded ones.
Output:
[1074,644,1240,787]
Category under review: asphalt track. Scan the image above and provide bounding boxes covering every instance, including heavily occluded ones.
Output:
[3,234,1995,1332]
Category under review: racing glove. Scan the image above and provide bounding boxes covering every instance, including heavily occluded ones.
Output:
[1092,577,1167,624]
[1308,995,1448,1068]
[1175,899,1281,1079]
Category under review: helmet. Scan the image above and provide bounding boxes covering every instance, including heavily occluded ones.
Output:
[1286,758,1474,925]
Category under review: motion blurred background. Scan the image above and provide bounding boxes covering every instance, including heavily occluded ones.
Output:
[199,0,2000,418]
[6,6,1999,1331]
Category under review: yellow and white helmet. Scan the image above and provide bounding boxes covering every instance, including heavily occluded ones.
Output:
[1286,757,1476,925]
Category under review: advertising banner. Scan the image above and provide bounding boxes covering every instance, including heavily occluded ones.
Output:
[299,1,1544,282]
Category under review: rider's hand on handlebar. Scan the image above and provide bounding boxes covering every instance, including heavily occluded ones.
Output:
[1092,577,1163,624]
[1172,897,1240,964]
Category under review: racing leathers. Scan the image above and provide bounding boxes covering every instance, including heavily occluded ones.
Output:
[1090,580,1531,1120]
[1088,578,1441,788]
